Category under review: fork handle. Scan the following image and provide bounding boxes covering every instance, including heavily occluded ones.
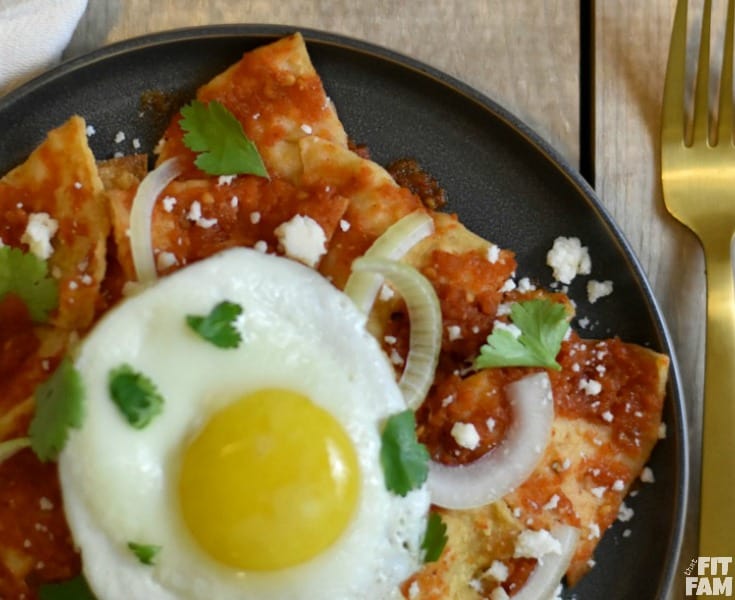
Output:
[699,230,735,557]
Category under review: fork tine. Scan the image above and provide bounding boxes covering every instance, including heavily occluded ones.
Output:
[718,0,735,145]
[662,0,688,145]
[693,0,712,144]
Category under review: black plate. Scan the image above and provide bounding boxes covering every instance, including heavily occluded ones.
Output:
[0,25,687,600]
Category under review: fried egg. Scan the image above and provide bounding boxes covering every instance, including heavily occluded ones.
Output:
[58,248,430,600]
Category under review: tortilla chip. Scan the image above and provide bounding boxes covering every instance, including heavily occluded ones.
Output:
[0,115,108,331]
[158,32,347,184]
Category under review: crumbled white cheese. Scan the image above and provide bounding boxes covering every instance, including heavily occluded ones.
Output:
[612,479,625,492]
[543,494,560,510]
[468,579,483,593]
[379,285,395,302]
[578,316,590,329]
[496,302,512,316]
[339,219,351,232]
[601,410,614,423]
[162,196,177,212]
[85,124,96,137]
[217,174,236,186]
[187,200,217,229]
[499,277,516,292]
[587,279,614,304]
[39,497,53,511]
[274,214,327,267]
[451,422,480,450]
[132,137,141,150]
[587,523,601,539]
[408,581,420,599]
[80,274,93,286]
[156,251,178,271]
[21,212,58,259]
[517,277,536,292]
[390,348,404,366]
[187,200,203,221]
[485,560,509,583]
[73,181,83,190]
[300,123,313,134]
[114,130,126,143]
[514,528,562,561]
[590,486,607,499]
[546,236,591,284]
[254,240,268,253]
[230,196,239,208]
[618,501,634,522]
[113,151,124,158]
[490,587,510,600]
[578,378,602,396]
[250,211,261,225]
[447,325,462,341]
[658,423,667,439]
[486,417,496,432]
[640,467,655,483]
[384,335,397,345]
[486,244,501,264]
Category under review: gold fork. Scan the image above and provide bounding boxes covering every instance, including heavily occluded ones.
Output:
[661,0,735,557]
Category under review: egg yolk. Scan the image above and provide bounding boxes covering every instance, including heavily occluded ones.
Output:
[178,388,360,571]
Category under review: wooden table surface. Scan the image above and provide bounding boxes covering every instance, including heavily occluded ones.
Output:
[62,0,697,597]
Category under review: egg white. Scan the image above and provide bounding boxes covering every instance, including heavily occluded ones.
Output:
[58,248,429,600]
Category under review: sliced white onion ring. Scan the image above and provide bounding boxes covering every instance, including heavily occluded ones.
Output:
[344,210,434,314]
[129,157,184,284]
[512,525,580,600]
[0,437,30,466]
[428,372,554,509]
[351,257,441,410]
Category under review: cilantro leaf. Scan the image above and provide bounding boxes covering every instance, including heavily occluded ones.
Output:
[421,512,448,563]
[474,299,569,371]
[108,365,165,429]
[186,300,243,348]
[38,574,96,600]
[128,541,162,565]
[380,410,429,496]
[29,358,85,462]
[180,99,268,178]
[0,246,58,322]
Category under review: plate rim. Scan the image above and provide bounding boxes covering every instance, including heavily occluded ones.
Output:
[0,23,689,598]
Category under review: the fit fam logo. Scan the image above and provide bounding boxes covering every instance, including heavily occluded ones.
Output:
[685,557,733,596]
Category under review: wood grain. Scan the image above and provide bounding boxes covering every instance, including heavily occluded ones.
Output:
[63,0,580,168]
[595,1,701,594]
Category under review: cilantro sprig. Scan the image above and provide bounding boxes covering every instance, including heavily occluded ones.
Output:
[38,574,96,600]
[180,99,268,178]
[474,299,570,371]
[421,512,448,563]
[0,246,58,322]
[128,541,162,565]
[29,358,85,462]
[186,300,243,349]
[380,410,429,496]
[108,365,165,429]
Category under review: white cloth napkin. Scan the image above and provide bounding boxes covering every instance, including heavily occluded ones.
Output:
[0,0,88,94]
